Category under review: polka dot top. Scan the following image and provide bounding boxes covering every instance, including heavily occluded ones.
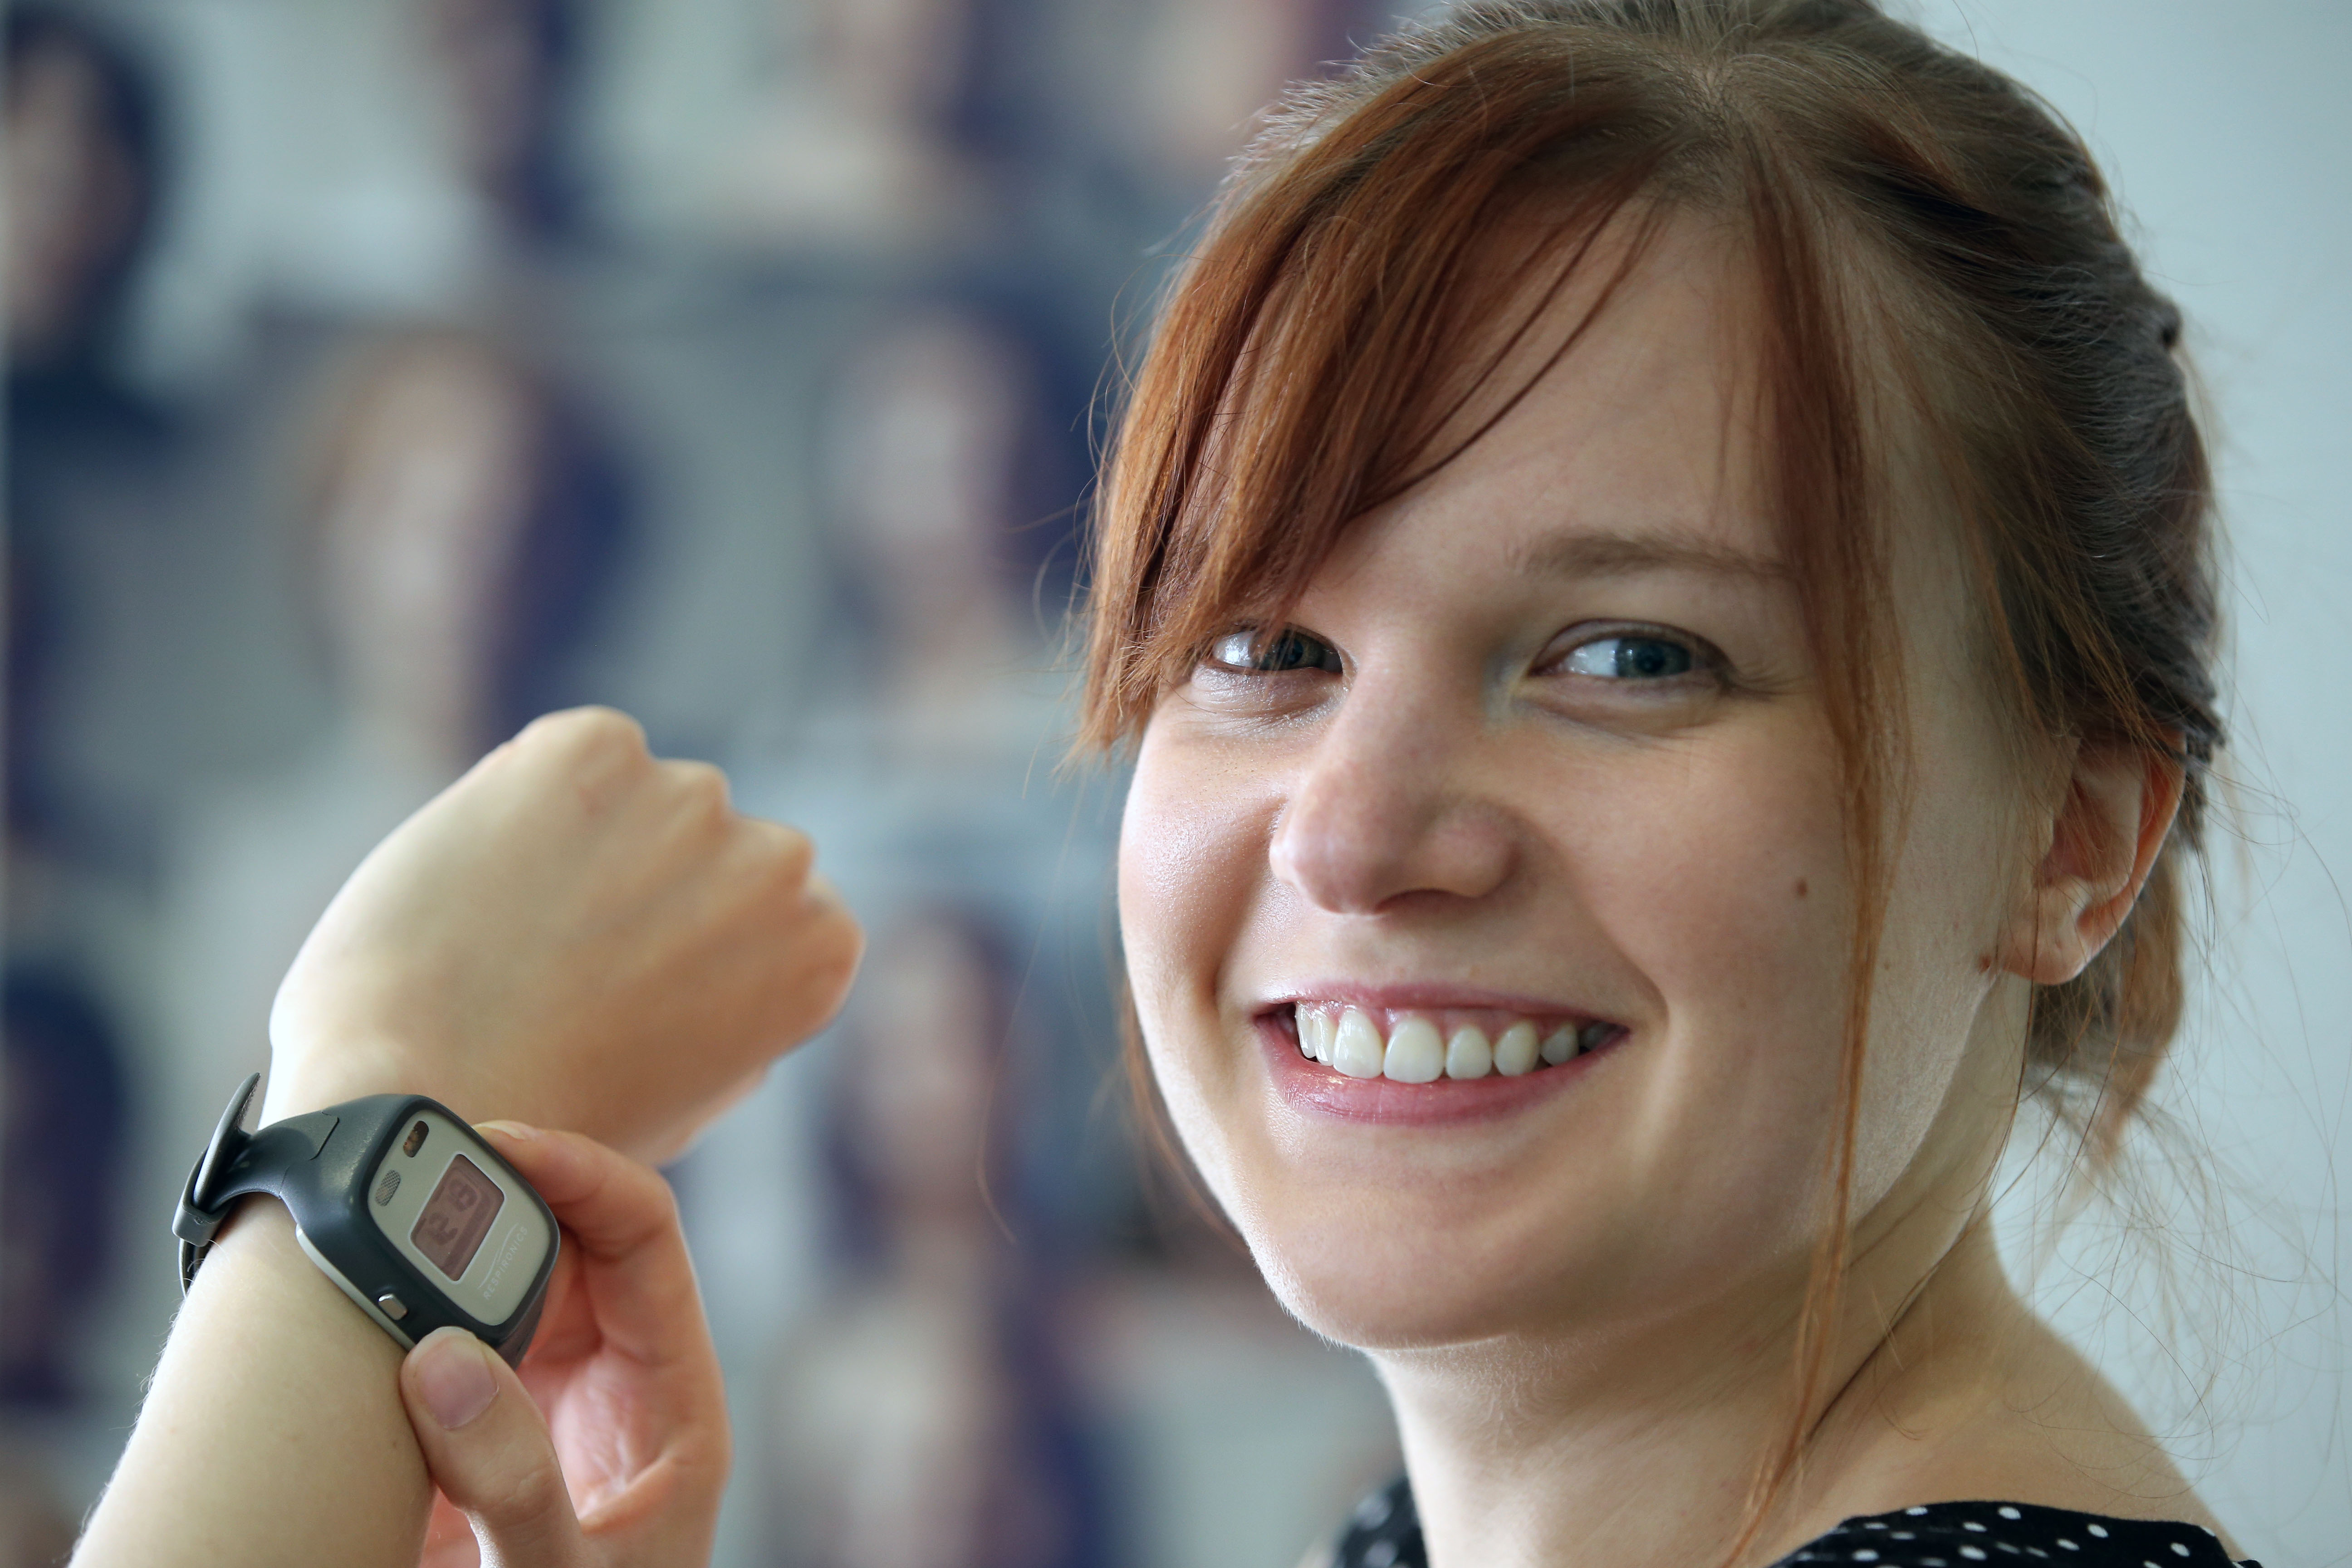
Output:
[1328,1478,2260,1568]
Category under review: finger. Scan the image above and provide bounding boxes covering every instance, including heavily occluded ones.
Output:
[402,1328,588,1568]
[421,1491,485,1568]
[660,757,734,817]
[494,708,657,818]
[510,705,648,762]
[473,1124,711,1368]
[475,1123,677,1256]
[739,815,818,886]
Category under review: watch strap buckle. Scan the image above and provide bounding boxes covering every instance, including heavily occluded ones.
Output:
[175,1072,261,1293]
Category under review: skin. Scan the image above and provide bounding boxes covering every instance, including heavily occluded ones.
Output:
[74,1123,729,1568]
[1118,215,2222,1567]
[267,706,864,1162]
[75,710,855,1567]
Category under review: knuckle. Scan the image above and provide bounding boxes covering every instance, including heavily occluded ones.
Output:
[643,1170,683,1231]
[529,706,648,763]
[815,907,866,971]
[757,821,816,882]
[665,759,733,820]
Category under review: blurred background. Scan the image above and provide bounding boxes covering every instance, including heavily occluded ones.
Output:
[0,2,2342,1566]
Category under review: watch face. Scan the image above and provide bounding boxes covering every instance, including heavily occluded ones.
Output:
[367,1111,553,1326]
[411,1155,506,1279]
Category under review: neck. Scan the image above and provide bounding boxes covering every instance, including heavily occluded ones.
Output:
[1380,1180,2215,1568]
[1374,1179,2051,1568]
[1373,1274,1823,1568]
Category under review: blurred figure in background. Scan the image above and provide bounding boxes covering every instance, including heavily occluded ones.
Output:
[422,0,592,253]
[0,969,128,1407]
[4,3,182,874]
[769,907,1112,1568]
[1115,0,1384,244]
[5,4,160,406]
[296,329,627,776]
[1131,0,1353,187]
[3,23,169,1521]
[711,0,1004,254]
[157,326,630,1193]
[820,304,1064,749]
[731,295,1093,827]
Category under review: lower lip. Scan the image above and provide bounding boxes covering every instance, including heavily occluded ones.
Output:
[1255,1016,1618,1127]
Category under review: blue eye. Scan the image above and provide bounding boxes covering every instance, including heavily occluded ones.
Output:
[1558,634,1696,679]
[1208,628,1343,673]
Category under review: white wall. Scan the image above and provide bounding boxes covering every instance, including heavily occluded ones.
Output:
[1918,6,2352,1564]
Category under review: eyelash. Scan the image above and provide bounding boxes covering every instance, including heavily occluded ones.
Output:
[1534,624,1721,686]
[1202,628,1345,675]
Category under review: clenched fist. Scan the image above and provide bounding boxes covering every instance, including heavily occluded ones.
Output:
[262,708,863,1161]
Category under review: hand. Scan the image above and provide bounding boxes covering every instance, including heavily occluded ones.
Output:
[400,1123,728,1568]
[264,707,863,1161]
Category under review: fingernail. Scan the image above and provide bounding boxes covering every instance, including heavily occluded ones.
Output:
[476,1119,539,1142]
[412,1328,498,1430]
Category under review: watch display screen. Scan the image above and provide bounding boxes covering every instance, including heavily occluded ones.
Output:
[410,1154,506,1280]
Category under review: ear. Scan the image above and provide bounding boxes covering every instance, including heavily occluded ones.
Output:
[1999,744,2184,986]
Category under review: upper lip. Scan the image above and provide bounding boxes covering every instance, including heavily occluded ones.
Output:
[1255,981,1606,1018]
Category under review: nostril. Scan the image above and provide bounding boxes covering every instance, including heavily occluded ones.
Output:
[1271,793,1514,914]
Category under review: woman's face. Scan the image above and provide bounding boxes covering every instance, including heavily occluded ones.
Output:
[1118,219,2038,1352]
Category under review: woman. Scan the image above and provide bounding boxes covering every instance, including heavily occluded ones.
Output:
[76,2,2259,1565]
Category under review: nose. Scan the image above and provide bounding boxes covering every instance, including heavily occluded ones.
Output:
[1268,683,1514,915]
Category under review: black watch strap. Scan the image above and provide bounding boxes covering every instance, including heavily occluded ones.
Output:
[174,1073,346,1292]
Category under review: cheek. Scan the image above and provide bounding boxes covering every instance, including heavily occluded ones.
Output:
[1590,692,2019,1233]
[1116,723,1275,1105]
[1118,723,1299,1216]
[1562,720,1859,1219]
[1119,732,1238,993]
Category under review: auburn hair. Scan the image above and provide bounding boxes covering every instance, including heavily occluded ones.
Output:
[1078,0,2219,1552]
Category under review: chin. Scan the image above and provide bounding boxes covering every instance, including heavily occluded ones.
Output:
[1229,1184,1643,1352]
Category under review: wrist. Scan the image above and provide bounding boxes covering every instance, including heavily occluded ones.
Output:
[260,1034,451,1123]
[200,1200,396,1349]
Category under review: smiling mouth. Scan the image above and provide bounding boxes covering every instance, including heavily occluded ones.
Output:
[1282,1002,1625,1084]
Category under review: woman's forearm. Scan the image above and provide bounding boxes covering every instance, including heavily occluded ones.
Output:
[73,1200,432,1568]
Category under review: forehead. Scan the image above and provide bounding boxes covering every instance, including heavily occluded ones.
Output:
[1318,211,1780,591]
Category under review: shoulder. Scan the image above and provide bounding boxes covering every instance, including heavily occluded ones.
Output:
[1781,1501,2259,1568]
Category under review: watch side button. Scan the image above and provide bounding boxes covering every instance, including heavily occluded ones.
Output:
[375,1291,409,1321]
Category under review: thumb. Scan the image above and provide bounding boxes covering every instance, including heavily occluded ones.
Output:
[401,1328,588,1568]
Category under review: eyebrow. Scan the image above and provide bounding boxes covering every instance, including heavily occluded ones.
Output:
[1503,528,1788,583]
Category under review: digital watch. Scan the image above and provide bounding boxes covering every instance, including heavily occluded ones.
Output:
[175,1073,559,1366]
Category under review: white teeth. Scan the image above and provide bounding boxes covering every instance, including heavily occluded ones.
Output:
[1382,1017,1444,1083]
[1444,1026,1493,1080]
[1332,1008,1386,1079]
[1492,1021,1539,1076]
[1298,1008,1335,1063]
[1294,1006,1612,1082]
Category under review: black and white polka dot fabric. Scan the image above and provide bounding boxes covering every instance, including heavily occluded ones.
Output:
[1327,1479,2262,1568]
[1332,1480,1423,1568]
[1782,1500,2257,1567]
